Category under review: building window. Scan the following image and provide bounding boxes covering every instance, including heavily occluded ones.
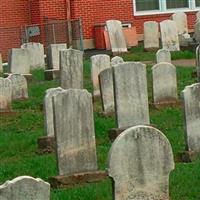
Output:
[167,0,189,9]
[136,0,159,11]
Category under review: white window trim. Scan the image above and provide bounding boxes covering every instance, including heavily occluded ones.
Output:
[133,0,200,16]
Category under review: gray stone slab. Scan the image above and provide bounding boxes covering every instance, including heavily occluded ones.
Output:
[21,42,45,69]
[152,62,178,104]
[0,176,50,200]
[91,54,111,97]
[194,20,200,43]
[111,56,124,67]
[107,125,174,200]
[47,43,67,70]
[182,83,200,154]
[44,87,64,137]
[106,20,127,54]
[53,89,98,175]
[144,21,159,50]
[0,53,3,73]
[171,12,188,35]
[99,68,114,114]
[0,77,12,112]
[196,45,200,82]
[7,74,28,100]
[113,62,150,128]
[160,20,180,51]
[156,49,171,63]
[60,49,83,89]
[8,48,30,74]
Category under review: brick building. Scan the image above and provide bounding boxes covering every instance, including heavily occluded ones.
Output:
[0,0,199,60]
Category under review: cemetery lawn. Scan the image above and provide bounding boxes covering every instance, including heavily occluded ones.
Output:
[0,52,200,199]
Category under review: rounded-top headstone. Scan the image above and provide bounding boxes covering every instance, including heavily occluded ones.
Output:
[111,56,124,67]
[108,125,174,200]
[156,49,171,64]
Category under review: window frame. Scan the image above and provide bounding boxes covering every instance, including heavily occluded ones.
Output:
[133,0,199,16]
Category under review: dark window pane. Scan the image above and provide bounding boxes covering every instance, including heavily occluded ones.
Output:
[167,0,188,8]
[196,0,200,7]
[136,0,159,11]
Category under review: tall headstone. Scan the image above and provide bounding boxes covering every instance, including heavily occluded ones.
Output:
[108,125,174,200]
[113,62,149,128]
[182,83,200,155]
[106,20,127,54]
[99,68,114,114]
[111,56,124,67]
[152,62,178,105]
[196,45,200,82]
[7,74,28,100]
[0,53,3,73]
[160,20,180,51]
[144,21,159,51]
[91,54,111,97]
[21,42,45,69]
[60,49,83,89]
[47,43,67,70]
[0,176,50,200]
[44,87,64,137]
[194,20,200,43]
[156,49,171,63]
[0,78,12,112]
[8,48,30,74]
[53,89,97,175]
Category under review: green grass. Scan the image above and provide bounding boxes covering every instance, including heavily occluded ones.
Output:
[0,49,200,199]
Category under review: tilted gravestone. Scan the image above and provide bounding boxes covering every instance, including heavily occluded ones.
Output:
[111,56,124,67]
[106,20,127,54]
[113,62,149,128]
[160,20,180,51]
[107,125,174,200]
[152,62,178,107]
[8,74,28,100]
[99,68,114,114]
[21,42,45,69]
[53,89,97,175]
[0,78,12,112]
[60,49,83,89]
[156,49,171,63]
[0,53,3,73]
[0,176,50,200]
[144,21,159,51]
[91,54,110,97]
[196,45,200,82]
[182,83,200,160]
[8,48,31,74]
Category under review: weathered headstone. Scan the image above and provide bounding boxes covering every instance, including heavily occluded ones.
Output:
[44,87,64,137]
[196,11,200,21]
[113,62,149,128]
[0,176,50,200]
[196,45,200,82]
[0,78,12,112]
[91,54,110,97]
[53,89,97,175]
[8,48,31,74]
[111,56,124,67]
[99,68,114,114]
[47,43,67,70]
[7,74,28,100]
[106,20,127,54]
[60,49,83,89]
[194,20,200,43]
[160,20,180,51]
[182,83,200,158]
[108,125,174,200]
[0,53,3,73]
[156,49,171,63]
[21,42,45,69]
[144,21,159,51]
[152,62,178,106]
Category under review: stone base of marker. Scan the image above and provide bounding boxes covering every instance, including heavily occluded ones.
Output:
[49,171,107,189]
[3,73,32,82]
[152,99,181,109]
[37,136,55,154]
[176,151,200,162]
[44,69,60,80]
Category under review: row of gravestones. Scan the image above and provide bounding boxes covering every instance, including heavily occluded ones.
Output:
[144,11,193,52]
[0,74,28,112]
